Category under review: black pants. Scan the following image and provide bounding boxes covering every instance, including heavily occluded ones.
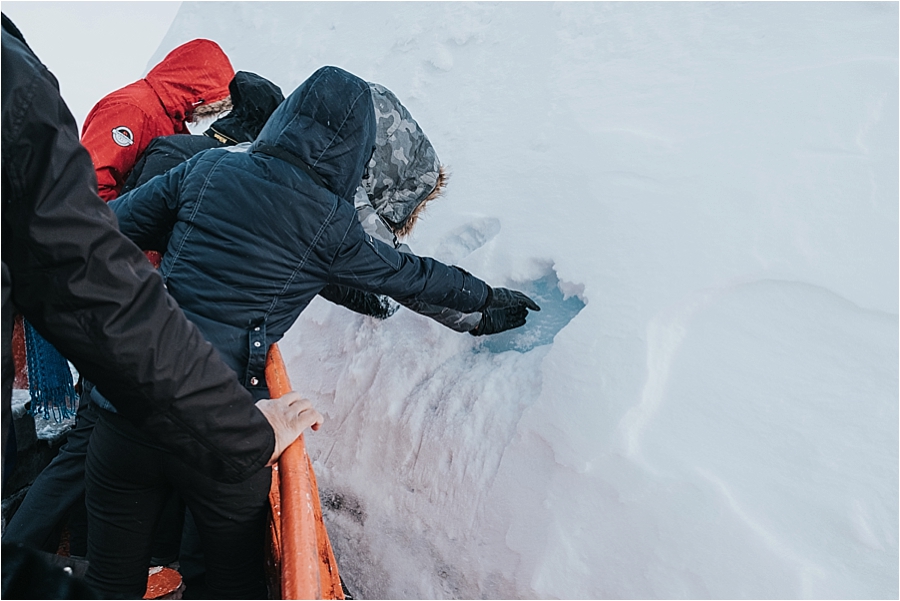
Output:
[3,395,183,562]
[84,410,271,599]
[2,396,97,554]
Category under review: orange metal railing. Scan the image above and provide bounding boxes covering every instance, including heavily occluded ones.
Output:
[265,343,344,600]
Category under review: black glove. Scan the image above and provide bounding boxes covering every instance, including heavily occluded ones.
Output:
[470,287,540,336]
[355,292,397,320]
[319,284,398,319]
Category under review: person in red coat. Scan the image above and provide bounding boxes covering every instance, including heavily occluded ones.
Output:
[80,38,235,202]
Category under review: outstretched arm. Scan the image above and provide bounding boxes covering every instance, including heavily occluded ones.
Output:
[351,202,539,334]
[328,215,538,334]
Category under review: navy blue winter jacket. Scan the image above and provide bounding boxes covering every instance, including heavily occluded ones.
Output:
[111,67,488,396]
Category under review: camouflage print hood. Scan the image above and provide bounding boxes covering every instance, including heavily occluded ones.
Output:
[361,83,441,228]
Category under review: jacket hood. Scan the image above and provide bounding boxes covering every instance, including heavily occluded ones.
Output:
[205,71,284,145]
[362,83,441,228]
[252,66,375,200]
[145,39,234,126]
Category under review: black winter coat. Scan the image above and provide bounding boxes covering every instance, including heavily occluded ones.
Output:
[121,134,221,196]
[110,66,489,395]
[119,137,386,315]
[1,16,274,484]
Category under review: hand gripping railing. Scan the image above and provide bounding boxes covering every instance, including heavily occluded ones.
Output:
[266,343,344,600]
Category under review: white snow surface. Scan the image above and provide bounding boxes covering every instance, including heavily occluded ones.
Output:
[157,2,892,598]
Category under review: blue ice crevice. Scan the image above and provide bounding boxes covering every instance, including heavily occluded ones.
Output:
[479,270,585,354]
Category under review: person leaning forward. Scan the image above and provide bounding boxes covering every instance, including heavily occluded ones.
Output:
[2,71,287,567]
[97,65,539,599]
[0,14,320,599]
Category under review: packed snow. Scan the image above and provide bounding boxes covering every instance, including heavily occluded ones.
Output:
[12,1,900,598]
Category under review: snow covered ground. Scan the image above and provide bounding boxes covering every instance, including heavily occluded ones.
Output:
[9,1,899,598]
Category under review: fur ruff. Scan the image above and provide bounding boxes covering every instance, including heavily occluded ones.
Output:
[190,95,233,122]
[395,165,448,239]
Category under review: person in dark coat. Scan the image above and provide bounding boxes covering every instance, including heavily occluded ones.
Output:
[119,73,443,326]
[114,69,387,591]
[93,65,538,599]
[122,69,397,331]
[1,14,321,598]
[1,71,288,564]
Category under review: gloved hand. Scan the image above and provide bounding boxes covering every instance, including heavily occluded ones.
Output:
[319,284,398,319]
[470,287,540,336]
[343,289,398,319]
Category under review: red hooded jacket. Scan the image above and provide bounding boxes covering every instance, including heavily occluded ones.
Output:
[81,39,234,201]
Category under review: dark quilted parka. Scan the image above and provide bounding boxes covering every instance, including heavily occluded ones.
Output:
[110,67,489,395]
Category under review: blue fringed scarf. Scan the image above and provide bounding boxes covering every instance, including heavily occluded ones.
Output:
[23,319,77,421]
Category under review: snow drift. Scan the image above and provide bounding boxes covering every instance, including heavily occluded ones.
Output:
[153,3,898,598]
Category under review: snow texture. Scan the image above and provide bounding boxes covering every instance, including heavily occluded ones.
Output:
[148,2,900,598]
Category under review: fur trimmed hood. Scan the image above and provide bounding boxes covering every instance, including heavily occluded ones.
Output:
[145,39,234,127]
